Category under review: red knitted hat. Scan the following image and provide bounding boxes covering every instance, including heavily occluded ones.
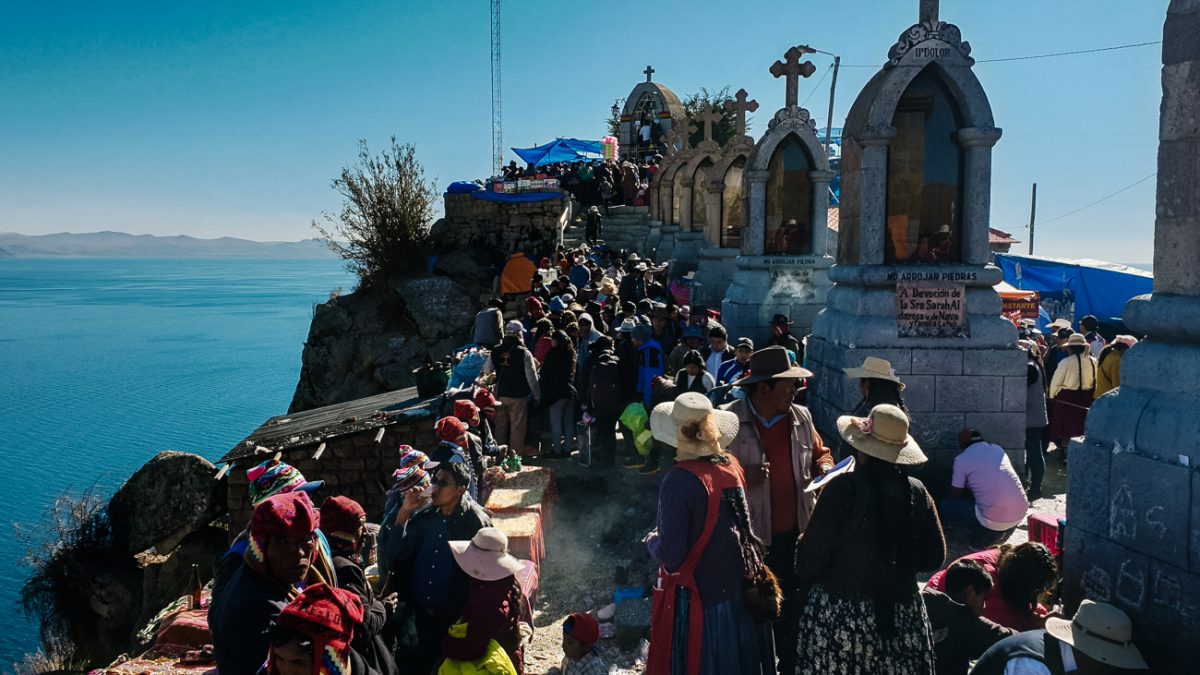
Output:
[563,612,599,648]
[271,583,364,675]
[436,416,468,443]
[319,496,365,554]
[454,399,480,424]
[245,492,319,576]
[474,388,497,411]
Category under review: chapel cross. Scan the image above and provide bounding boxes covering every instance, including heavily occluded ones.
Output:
[644,65,655,82]
[920,0,938,23]
[724,88,759,138]
[697,104,724,145]
[769,46,816,108]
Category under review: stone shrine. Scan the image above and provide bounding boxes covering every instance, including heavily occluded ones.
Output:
[649,117,692,262]
[617,65,686,163]
[689,90,759,308]
[721,47,836,342]
[805,1,1025,476]
[1062,3,1199,672]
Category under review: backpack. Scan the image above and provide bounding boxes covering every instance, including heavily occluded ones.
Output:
[589,352,625,418]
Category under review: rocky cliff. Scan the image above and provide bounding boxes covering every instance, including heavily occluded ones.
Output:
[288,246,498,413]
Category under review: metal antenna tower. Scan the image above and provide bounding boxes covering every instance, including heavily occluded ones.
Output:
[490,0,502,176]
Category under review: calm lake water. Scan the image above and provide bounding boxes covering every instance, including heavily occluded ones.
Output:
[0,257,354,665]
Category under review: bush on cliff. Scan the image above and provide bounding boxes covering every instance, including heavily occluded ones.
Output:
[314,137,437,289]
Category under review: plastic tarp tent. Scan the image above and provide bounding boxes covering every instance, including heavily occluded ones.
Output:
[511,138,603,166]
[994,253,1153,324]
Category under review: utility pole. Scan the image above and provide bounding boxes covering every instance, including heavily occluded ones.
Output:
[490,0,502,177]
[1027,182,1037,255]
[823,55,840,158]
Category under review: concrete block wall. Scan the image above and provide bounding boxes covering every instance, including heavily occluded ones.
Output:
[806,337,1026,489]
[226,421,439,535]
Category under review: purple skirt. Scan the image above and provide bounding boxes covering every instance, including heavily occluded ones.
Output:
[1050,388,1094,439]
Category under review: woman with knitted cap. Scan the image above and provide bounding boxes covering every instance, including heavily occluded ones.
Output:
[320,497,398,675]
[792,404,946,674]
[437,415,485,492]
[643,392,776,675]
[264,583,366,675]
[210,491,323,675]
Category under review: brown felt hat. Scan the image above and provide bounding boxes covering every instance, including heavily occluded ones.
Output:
[734,346,812,385]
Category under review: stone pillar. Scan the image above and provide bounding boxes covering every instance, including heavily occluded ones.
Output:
[679,179,694,232]
[704,181,724,247]
[1063,4,1200,671]
[957,126,1004,265]
[855,128,896,265]
[809,170,835,257]
[744,170,769,255]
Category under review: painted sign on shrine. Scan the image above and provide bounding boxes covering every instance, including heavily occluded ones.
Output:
[896,282,968,337]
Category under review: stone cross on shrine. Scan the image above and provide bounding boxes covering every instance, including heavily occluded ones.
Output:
[695,104,724,145]
[920,0,938,23]
[724,88,759,138]
[769,46,817,108]
[644,65,655,82]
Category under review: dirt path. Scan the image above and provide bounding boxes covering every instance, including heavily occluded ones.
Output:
[519,443,1070,674]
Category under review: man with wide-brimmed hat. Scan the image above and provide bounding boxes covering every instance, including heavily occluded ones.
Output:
[723,345,834,674]
[766,313,803,359]
[970,600,1147,674]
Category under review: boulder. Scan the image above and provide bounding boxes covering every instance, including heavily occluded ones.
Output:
[108,451,226,556]
[308,300,354,340]
[392,276,475,340]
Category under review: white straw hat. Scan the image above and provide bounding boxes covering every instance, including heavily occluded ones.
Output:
[651,392,740,459]
[843,356,905,388]
[448,527,526,581]
[1045,600,1146,670]
[836,404,926,465]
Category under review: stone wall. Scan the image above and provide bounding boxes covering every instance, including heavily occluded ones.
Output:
[806,338,1026,487]
[226,417,440,534]
[433,192,572,255]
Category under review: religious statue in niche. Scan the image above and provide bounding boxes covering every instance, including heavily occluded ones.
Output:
[765,134,814,255]
[885,68,965,264]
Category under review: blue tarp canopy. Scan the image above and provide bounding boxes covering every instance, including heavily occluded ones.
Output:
[994,253,1153,325]
[511,138,603,166]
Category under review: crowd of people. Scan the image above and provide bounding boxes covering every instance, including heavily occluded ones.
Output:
[201,242,1148,674]
[500,158,661,214]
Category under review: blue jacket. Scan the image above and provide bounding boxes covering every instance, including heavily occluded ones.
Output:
[378,495,491,619]
[636,339,665,406]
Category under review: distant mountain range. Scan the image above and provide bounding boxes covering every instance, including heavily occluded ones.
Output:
[0,231,336,259]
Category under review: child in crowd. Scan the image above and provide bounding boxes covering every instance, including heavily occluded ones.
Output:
[556,612,608,675]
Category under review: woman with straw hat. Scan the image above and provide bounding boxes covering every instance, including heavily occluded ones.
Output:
[1047,333,1098,452]
[443,527,532,674]
[792,404,946,674]
[838,356,909,459]
[643,392,776,675]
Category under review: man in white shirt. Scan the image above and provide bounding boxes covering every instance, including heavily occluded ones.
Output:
[940,429,1029,535]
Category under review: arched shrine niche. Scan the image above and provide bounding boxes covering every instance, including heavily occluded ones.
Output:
[765,134,815,255]
[720,156,747,249]
[690,158,714,232]
[885,66,965,264]
[671,164,685,225]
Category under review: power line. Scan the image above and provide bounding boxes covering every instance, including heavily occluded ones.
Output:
[800,63,834,108]
[1037,173,1156,226]
[840,39,1161,68]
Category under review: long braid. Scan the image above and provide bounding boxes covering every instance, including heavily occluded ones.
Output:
[723,486,767,575]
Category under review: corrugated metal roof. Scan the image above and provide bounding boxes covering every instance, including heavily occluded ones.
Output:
[989,227,1021,245]
[220,387,437,464]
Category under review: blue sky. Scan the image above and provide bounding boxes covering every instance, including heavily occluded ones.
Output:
[0,0,1166,262]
